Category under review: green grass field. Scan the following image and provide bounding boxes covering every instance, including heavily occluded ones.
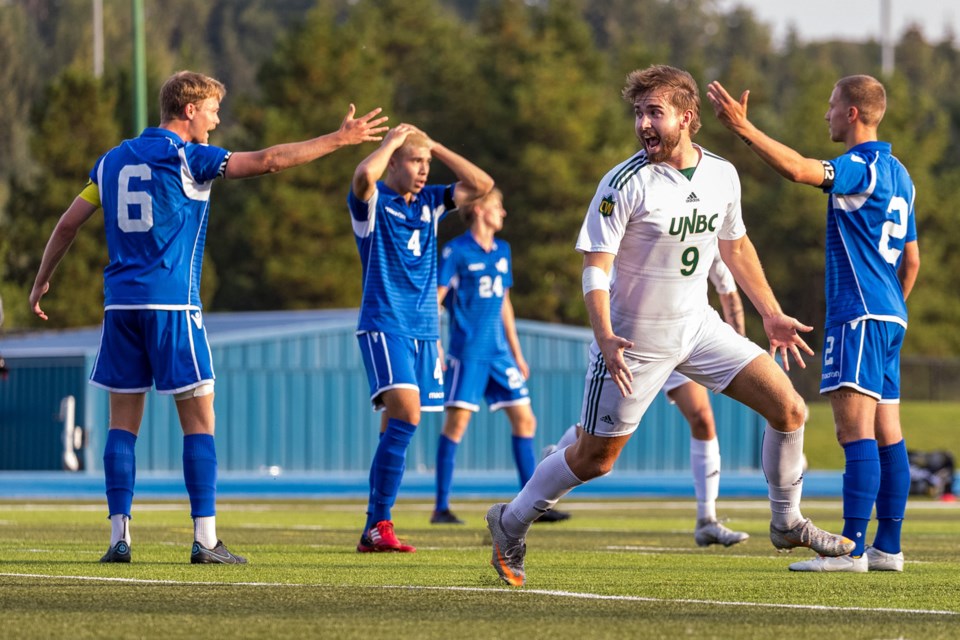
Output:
[803,401,960,470]
[1,498,958,639]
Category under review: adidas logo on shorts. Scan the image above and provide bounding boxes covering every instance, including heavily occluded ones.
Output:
[600,415,615,425]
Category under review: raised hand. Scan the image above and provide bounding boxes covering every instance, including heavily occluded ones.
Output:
[339,104,390,145]
[706,81,751,132]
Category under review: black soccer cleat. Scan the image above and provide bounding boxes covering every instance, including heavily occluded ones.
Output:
[100,541,131,563]
[190,540,247,564]
[430,509,466,524]
[533,509,572,523]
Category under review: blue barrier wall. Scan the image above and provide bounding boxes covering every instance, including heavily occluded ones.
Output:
[0,311,765,473]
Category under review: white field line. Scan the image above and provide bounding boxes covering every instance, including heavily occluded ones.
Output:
[2,499,956,512]
[0,572,955,617]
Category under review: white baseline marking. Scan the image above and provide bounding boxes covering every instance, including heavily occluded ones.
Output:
[0,573,955,617]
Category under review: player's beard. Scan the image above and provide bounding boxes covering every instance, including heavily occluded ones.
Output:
[644,126,681,164]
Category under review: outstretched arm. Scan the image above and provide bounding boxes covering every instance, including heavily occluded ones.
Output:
[29,197,100,320]
[718,236,813,370]
[706,81,826,187]
[226,104,388,180]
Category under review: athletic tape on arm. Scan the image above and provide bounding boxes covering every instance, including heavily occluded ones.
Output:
[582,266,610,295]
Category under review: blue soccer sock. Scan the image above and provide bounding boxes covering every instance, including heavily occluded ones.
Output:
[512,435,537,488]
[366,418,416,529]
[182,434,218,518]
[841,438,881,556]
[435,434,459,512]
[103,429,137,518]
[874,439,910,554]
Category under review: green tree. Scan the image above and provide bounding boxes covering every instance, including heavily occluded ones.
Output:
[2,71,122,328]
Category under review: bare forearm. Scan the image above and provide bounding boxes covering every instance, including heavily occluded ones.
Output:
[431,142,494,202]
[730,121,825,186]
[720,239,781,319]
[719,291,746,335]
[899,241,920,300]
[229,132,352,179]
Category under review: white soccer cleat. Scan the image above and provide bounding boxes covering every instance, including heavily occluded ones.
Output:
[865,545,904,572]
[540,444,558,461]
[788,554,867,572]
[694,518,750,547]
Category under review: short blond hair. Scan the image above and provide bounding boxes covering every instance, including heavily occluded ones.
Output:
[459,188,502,225]
[393,133,431,160]
[834,75,886,127]
[160,71,226,122]
[622,65,701,136]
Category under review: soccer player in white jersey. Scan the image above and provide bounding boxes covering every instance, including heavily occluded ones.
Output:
[708,75,919,573]
[349,124,493,552]
[486,64,853,587]
[431,189,569,525]
[544,251,751,545]
[29,70,388,564]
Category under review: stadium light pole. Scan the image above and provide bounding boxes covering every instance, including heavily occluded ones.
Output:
[880,0,894,76]
[92,0,103,78]
[131,0,147,134]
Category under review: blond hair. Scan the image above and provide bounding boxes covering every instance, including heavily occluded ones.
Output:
[459,188,502,225]
[159,71,226,123]
[622,65,701,135]
[393,133,431,160]
[834,75,886,127]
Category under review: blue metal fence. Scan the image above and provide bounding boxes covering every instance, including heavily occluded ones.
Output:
[0,311,765,474]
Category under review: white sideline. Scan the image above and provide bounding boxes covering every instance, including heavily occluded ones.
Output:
[0,572,956,617]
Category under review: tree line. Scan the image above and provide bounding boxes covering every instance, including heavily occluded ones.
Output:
[1,0,958,357]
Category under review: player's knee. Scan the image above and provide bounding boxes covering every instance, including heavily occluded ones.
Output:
[512,414,536,437]
[771,393,807,431]
[687,410,714,437]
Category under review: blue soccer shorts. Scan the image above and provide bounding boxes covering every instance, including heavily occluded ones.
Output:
[820,318,905,402]
[443,352,531,412]
[90,308,215,394]
[356,331,444,412]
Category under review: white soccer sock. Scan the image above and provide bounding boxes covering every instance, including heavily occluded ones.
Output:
[690,436,720,522]
[556,425,579,449]
[502,446,583,538]
[761,424,805,529]
[194,516,217,548]
[109,514,130,546]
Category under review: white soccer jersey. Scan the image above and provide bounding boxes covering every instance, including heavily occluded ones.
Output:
[576,146,746,358]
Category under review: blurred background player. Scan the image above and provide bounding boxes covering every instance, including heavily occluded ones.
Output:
[349,124,494,552]
[543,251,750,546]
[709,74,919,572]
[432,188,569,525]
[28,70,388,564]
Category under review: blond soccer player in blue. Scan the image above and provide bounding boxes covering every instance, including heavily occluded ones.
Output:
[30,70,387,564]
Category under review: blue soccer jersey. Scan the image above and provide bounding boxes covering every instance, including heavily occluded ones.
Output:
[821,141,916,328]
[92,128,230,309]
[439,232,513,361]
[348,181,456,340]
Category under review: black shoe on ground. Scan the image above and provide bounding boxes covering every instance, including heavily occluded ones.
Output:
[100,541,131,563]
[430,509,466,524]
[190,540,247,564]
[534,509,572,523]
